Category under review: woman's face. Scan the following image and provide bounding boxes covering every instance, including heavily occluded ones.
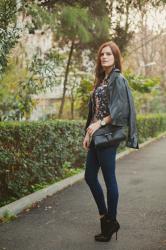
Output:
[100,46,115,68]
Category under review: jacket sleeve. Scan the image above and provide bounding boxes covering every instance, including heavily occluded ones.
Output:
[108,76,130,126]
[124,81,139,149]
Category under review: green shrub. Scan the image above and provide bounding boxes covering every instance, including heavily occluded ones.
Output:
[137,113,166,143]
[0,119,86,205]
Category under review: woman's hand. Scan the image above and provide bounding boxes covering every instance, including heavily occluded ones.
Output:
[83,132,91,151]
[86,121,101,137]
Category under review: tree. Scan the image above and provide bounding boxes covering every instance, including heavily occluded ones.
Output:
[124,70,162,113]
[38,0,108,17]
[0,0,20,76]
[24,1,110,118]
[49,4,110,118]
[76,78,94,119]
[106,0,165,53]
[0,49,63,121]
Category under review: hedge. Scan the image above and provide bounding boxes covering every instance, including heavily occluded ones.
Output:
[0,113,166,207]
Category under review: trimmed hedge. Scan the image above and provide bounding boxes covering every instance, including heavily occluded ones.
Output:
[0,119,86,205]
[137,113,166,142]
[0,113,166,206]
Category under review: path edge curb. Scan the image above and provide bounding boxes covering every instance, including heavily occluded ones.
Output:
[0,131,166,218]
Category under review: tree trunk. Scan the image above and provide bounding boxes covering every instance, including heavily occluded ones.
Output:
[71,96,74,119]
[125,1,130,33]
[58,40,75,118]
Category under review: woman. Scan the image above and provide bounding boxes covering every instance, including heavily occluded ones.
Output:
[83,41,139,242]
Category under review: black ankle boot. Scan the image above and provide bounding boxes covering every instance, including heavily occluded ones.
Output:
[94,214,107,241]
[95,215,120,242]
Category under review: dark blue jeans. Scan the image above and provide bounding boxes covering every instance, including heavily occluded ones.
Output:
[84,139,119,219]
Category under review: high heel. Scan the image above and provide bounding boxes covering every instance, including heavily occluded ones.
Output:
[95,215,120,242]
[94,214,107,240]
[115,231,118,240]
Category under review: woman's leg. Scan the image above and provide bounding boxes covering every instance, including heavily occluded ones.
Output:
[97,145,119,220]
[84,142,107,216]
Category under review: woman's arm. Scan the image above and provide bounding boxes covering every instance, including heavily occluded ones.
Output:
[102,115,112,125]
[86,115,112,137]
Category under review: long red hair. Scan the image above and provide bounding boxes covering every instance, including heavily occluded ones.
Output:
[94,41,122,88]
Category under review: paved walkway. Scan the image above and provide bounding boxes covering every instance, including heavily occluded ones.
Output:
[0,137,166,250]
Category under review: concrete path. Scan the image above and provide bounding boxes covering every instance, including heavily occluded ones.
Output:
[0,137,166,250]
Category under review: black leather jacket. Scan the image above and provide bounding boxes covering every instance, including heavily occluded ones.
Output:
[84,68,139,149]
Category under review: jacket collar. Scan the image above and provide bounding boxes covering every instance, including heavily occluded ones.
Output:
[105,68,120,87]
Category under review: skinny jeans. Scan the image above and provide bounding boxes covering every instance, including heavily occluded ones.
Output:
[84,139,119,219]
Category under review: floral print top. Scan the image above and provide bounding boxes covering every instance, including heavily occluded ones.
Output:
[90,81,110,124]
